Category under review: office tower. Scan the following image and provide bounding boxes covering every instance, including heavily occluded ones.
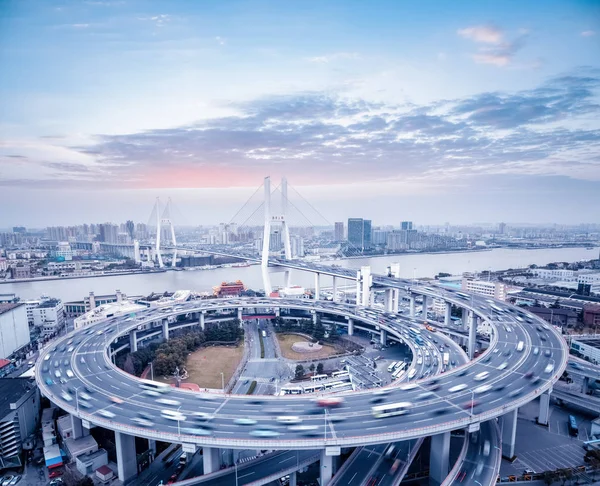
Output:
[401,221,413,231]
[334,222,344,242]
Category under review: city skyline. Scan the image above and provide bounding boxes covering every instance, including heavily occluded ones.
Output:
[1,0,600,226]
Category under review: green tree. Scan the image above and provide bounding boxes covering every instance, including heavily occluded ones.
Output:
[123,355,136,375]
[295,364,305,379]
[309,363,315,373]
[316,362,324,374]
[313,321,325,341]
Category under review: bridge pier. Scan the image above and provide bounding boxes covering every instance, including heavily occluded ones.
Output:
[203,447,220,474]
[380,329,387,345]
[129,330,137,353]
[320,449,336,486]
[347,318,354,336]
[199,311,205,331]
[421,295,428,318]
[538,389,551,426]
[71,415,90,439]
[115,431,137,483]
[409,295,416,318]
[162,319,169,341]
[384,289,394,313]
[356,266,372,307]
[429,431,450,486]
[332,277,338,302]
[148,439,156,456]
[444,302,452,327]
[468,313,477,359]
[500,408,518,460]
[314,273,321,300]
[582,377,590,394]
[289,471,297,486]
[237,308,243,324]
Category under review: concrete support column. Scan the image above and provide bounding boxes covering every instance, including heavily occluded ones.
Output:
[444,302,452,327]
[421,295,428,318]
[162,320,169,341]
[348,318,354,336]
[429,431,451,486]
[409,296,416,318]
[289,471,297,486]
[221,448,234,467]
[199,311,205,331]
[332,277,338,303]
[314,273,321,300]
[203,447,220,475]
[71,415,83,439]
[583,377,590,394]
[237,308,243,325]
[148,440,156,455]
[392,289,399,313]
[380,329,387,345]
[312,312,318,325]
[129,330,137,353]
[320,450,334,486]
[468,313,477,359]
[115,431,137,483]
[384,289,394,313]
[500,408,518,460]
[538,389,551,426]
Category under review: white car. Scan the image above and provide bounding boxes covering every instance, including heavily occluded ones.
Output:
[497,362,508,371]
[156,398,181,406]
[474,372,489,382]
[276,416,302,425]
[474,384,492,394]
[449,384,468,393]
[99,410,116,419]
[544,364,554,374]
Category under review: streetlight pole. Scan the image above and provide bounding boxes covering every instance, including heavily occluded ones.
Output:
[177,406,182,436]
[75,386,80,415]
[470,389,475,416]
[150,362,154,381]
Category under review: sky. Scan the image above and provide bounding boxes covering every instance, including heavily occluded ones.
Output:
[1,0,599,227]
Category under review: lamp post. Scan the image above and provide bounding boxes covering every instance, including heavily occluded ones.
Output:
[221,372,225,392]
[150,362,154,381]
[176,406,182,436]
[470,389,475,416]
[74,386,81,414]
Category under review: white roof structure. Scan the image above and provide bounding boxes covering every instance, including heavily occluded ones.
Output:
[74,300,146,329]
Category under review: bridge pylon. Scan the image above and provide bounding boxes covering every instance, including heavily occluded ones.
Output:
[260,176,293,295]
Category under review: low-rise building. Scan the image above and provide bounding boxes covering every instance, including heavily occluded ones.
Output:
[0,378,41,468]
[76,449,108,476]
[571,337,600,365]
[527,306,578,328]
[0,303,29,359]
[31,299,65,336]
[583,304,600,329]
[461,278,506,300]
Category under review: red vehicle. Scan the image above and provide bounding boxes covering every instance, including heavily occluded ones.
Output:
[316,397,344,408]
[462,400,479,410]
[49,470,64,479]
[167,473,178,485]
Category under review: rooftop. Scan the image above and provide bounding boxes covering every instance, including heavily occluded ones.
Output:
[0,303,24,317]
[37,299,62,309]
[0,378,36,419]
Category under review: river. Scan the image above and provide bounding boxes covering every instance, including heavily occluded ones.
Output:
[2,247,598,302]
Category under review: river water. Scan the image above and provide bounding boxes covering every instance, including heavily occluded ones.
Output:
[2,247,597,302]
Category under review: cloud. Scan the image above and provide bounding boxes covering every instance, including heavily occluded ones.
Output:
[458,25,528,67]
[4,70,599,190]
[457,25,504,44]
[581,30,596,37]
[307,52,360,64]
[137,14,171,27]
[215,36,226,46]
[71,24,90,29]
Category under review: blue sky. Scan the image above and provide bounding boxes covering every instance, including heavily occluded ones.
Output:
[1,0,599,226]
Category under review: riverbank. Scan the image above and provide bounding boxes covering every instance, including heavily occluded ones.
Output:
[0,269,167,285]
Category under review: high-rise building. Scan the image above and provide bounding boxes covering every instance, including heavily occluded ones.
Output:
[126,220,135,240]
[291,235,304,258]
[401,221,413,230]
[348,218,364,250]
[334,222,344,242]
[270,230,282,251]
[347,218,372,251]
[363,220,372,250]
[498,222,506,235]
